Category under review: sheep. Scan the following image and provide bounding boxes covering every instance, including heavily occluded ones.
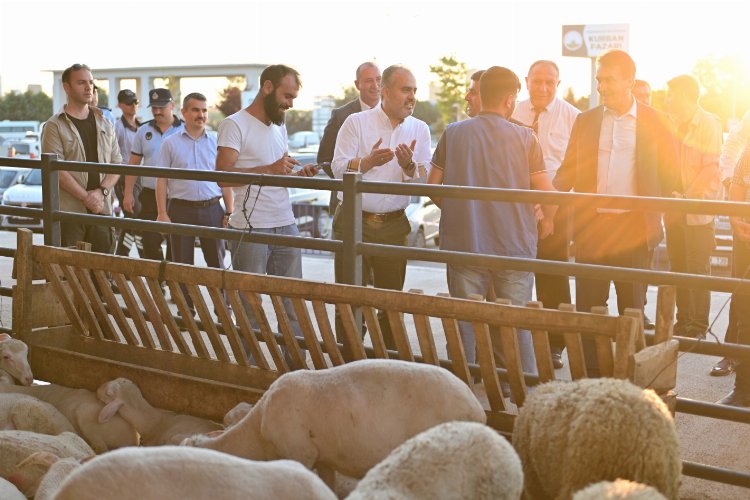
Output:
[0,393,76,435]
[96,378,223,446]
[348,421,523,500]
[0,334,33,386]
[573,479,668,500]
[0,476,26,500]
[182,359,486,485]
[223,401,253,428]
[17,453,83,500]
[0,383,139,454]
[0,430,93,497]
[512,378,681,500]
[53,446,337,500]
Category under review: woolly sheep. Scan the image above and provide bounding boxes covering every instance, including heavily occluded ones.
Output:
[348,421,523,500]
[53,446,337,500]
[223,402,253,428]
[0,383,139,453]
[0,476,26,500]
[0,430,93,497]
[512,378,681,500]
[0,334,33,386]
[573,479,668,500]
[183,359,486,484]
[96,378,222,446]
[0,393,76,435]
[23,453,83,500]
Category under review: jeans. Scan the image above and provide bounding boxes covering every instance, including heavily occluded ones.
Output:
[732,239,750,391]
[447,264,538,376]
[228,224,304,366]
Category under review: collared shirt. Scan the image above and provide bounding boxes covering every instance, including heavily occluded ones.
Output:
[677,106,723,225]
[721,108,750,181]
[597,99,638,212]
[114,116,140,164]
[131,115,184,189]
[332,105,432,213]
[512,97,580,179]
[156,128,221,201]
[358,98,375,112]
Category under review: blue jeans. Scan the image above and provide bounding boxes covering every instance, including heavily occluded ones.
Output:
[228,224,304,366]
[447,264,537,375]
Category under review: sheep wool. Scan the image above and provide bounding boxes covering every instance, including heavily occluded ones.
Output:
[0,393,76,435]
[0,334,33,386]
[513,378,681,500]
[31,455,82,500]
[573,479,668,500]
[349,421,523,500]
[0,476,26,500]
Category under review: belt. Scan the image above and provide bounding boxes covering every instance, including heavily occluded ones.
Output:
[170,196,221,208]
[362,209,405,223]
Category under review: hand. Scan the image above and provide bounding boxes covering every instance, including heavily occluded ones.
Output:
[732,219,750,241]
[156,213,171,233]
[123,192,135,213]
[395,139,417,170]
[538,216,554,240]
[296,164,321,177]
[268,154,299,175]
[222,214,231,229]
[533,203,543,222]
[84,189,105,214]
[362,138,394,172]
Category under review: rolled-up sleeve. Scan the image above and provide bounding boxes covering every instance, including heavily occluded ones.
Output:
[331,115,359,178]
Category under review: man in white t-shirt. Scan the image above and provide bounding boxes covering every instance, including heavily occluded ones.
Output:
[216,64,318,366]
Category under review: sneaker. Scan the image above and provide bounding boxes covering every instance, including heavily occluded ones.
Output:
[552,352,564,369]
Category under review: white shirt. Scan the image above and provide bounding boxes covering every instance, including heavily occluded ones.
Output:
[512,97,580,179]
[217,110,294,229]
[720,108,750,181]
[597,99,638,212]
[359,98,374,112]
[332,105,432,213]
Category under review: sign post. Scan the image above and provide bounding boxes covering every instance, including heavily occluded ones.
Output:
[562,24,629,108]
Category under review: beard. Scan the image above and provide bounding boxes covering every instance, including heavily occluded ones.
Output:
[263,92,285,126]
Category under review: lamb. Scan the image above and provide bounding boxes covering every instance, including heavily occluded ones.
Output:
[0,334,33,386]
[348,421,523,500]
[573,479,668,500]
[223,401,253,428]
[512,378,681,500]
[0,383,139,453]
[96,378,223,446]
[182,359,486,484]
[0,476,26,500]
[0,393,76,435]
[53,446,337,500]
[18,453,83,500]
[0,430,93,497]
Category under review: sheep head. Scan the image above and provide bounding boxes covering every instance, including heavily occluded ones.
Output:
[223,402,254,428]
[6,451,60,497]
[0,334,34,386]
[96,378,140,423]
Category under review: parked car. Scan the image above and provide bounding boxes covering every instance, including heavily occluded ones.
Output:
[5,140,41,159]
[0,166,31,198]
[288,131,320,150]
[1,168,43,230]
[405,195,441,247]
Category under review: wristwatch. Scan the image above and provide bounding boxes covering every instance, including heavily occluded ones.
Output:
[99,185,110,197]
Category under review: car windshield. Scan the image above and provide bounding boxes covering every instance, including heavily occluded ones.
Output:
[24,169,42,185]
[0,170,18,188]
[11,143,31,154]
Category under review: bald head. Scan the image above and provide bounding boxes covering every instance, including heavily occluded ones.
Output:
[355,62,381,108]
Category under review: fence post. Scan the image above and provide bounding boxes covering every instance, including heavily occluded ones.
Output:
[341,172,362,287]
[41,153,61,247]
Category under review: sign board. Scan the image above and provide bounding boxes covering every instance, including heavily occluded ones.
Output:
[562,24,629,58]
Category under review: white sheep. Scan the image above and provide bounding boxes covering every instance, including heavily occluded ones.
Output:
[0,334,33,386]
[0,430,93,497]
[19,453,83,500]
[183,359,486,484]
[0,476,26,500]
[512,378,681,500]
[573,479,668,499]
[53,446,337,500]
[0,393,76,435]
[348,421,523,500]
[0,383,139,454]
[96,378,223,446]
[223,401,253,428]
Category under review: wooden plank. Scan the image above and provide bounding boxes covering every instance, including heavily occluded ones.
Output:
[186,283,230,363]
[632,340,679,392]
[614,317,638,380]
[113,273,155,349]
[12,229,34,339]
[243,291,289,372]
[336,303,367,361]
[28,283,70,329]
[167,280,210,359]
[208,287,249,367]
[291,298,327,370]
[60,264,102,340]
[590,306,615,377]
[625,308,647,352]
[312,301,344,366]
[43,262,86,337]
[559,303,587,380]
[92,269,139,346]
[438,293,472,385]
[473,321,506,412]
[409,289,439,365]
[71,267,116,342]
[386,310,413,362]
[130,275,172,351]
[526,301,556,383]
[655,285,676,344]
[498,325,527,407]
[270,295,307,370]
[362,306,388,359]
[227,290,269,369]
[145,277,190,355]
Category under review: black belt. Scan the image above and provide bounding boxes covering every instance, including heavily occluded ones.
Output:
[170,196,221,208]
[362,209,405,223]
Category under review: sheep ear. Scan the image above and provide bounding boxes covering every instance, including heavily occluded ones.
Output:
[16,451,60,468]
[98,399,124,423]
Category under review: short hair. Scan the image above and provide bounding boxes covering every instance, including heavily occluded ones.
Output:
[381,65,411,89]
[259,64,301,90]
[62,63,91,84]
[355,62,378,81]
[479,66,521,108]
[527,60,560,77]
[597,50,636,79]
[182,92,207,108]
[470,70,485,83]
[667,74,700,103]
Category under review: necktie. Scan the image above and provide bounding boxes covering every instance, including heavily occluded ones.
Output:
[531,107,545,134]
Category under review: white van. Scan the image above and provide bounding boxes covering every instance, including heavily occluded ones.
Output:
[0,121,41,142]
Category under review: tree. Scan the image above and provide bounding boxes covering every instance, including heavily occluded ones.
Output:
[413,100,440,131]
[285,109,312,135]
[429,55,468,129]
[216,86,242,117]
[562,87,589,111]
[335,86,359,108]
[161,76,181,109]
[0,90,53,122]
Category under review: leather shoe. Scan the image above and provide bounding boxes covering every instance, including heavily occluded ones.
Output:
[644,315,655,330]
[710,358,736,377]
[716,389,750,408]
[552,352,564,369]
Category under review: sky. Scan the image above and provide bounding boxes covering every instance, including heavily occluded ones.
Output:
[0,0,748,110]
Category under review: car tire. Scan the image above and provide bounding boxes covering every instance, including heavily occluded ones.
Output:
[313,208,332,239]
[413,227,426,248]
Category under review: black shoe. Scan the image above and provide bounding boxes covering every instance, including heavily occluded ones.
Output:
[710,358,737,377]
[644,315,655,330]
[717,389,750,408]
[552,352,564,369]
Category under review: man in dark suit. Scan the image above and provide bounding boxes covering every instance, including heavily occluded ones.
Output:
[553,50,680,374]
[318,62,381,214]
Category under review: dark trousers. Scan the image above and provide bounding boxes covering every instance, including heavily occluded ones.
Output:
[665,219,715,336]
[138,188,166,261]
[61,220,114,254]
[535,207,571,354]
[733,239,750,391]
[332,206,411,354]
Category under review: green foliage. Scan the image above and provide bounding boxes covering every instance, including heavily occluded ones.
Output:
[335,86,359,108]
[216,86,242,118]
[0,90,53,122]
[161,76,181,109]
[285,109,312,135]
[96,87,109,108]
[429,55,468,129]
[413,100,440,130]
